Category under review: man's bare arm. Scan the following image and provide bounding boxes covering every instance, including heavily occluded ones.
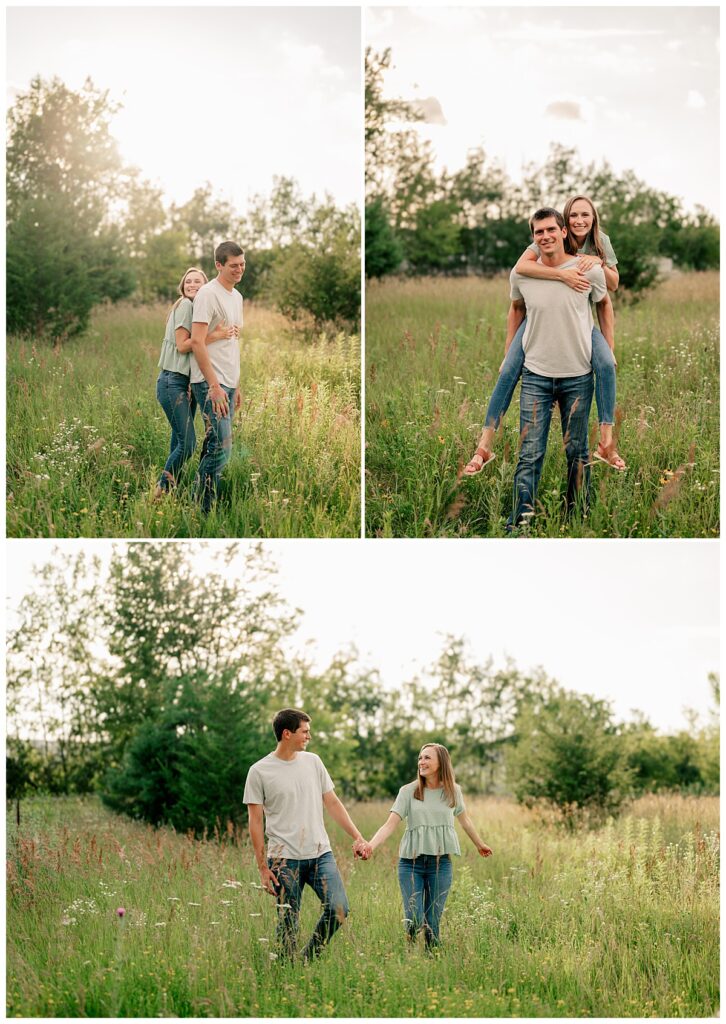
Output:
[322,790,364,843]
[190,321,229,416]
[247,804,278,894]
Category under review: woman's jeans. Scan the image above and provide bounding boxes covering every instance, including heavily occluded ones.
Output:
[156,370,196,490]
[190,381,236,513]
[484,320,615,429]
[269,851,350,961]
[398,854,453,948]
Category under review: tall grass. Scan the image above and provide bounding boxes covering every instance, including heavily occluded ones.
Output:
[7,793,719,1017]
[7,302,360,537]
[365,272,719,537]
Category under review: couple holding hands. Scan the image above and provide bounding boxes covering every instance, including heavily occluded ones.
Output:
[243,708,492,962]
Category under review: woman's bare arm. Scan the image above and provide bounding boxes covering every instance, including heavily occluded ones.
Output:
[514,247,590,292]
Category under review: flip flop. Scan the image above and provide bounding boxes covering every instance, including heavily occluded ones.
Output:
[463,448,497,476]
[592,443,627,471]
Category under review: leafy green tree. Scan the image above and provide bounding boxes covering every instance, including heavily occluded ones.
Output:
[506,687,631,826]
[172,184,236,277]
[6,76,135,341]
[365,198,404,278]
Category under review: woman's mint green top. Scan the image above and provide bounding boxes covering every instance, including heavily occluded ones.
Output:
[391,782,465,858]
[158,298,193,375]
[528,229,618,267]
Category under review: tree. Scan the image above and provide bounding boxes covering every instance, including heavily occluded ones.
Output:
[365,198,403,278]
[506,687,631,826]
[171,184,236,277]
[6,76,135,341]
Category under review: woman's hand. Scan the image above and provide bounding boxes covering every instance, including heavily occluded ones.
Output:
[207,320,237,343]
[575,254,602,272]
[558,266,591,292]
[478,843,493,857]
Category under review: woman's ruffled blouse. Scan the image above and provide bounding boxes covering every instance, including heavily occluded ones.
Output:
[391,781,465,858]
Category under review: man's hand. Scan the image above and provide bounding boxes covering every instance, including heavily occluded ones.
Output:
[558,266,591,292]
[353,838,373,860]
[259,865,279,894]
[208,383,229,417]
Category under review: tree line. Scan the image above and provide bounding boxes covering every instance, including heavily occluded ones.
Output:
[6,544,719,832]
[365,48,720,292]
[6,76,360,344]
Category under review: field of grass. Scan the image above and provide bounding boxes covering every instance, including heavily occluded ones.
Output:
[7,302,360,537]
[365,272,719,537]
[7,793,719,1018]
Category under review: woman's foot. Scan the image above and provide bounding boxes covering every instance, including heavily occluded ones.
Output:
[463,447,496,476]
[593,442,626,471]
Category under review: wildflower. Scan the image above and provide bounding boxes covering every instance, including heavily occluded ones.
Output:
[116,908,126,918]
[167,897,180,902]
[154,922,166,928]
[250,913,262,917]
[188,902,201,907]
[258,938,269,943]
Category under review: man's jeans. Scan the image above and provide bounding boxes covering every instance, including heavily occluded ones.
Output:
[190,381,236,512]
[484,321,616,429]
[156,371,196,490]
[397,854,453,948]
[508,368,594,529]
[269,851,350,961]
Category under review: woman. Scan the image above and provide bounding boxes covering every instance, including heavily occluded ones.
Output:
[365,743,492,950]
[154,268,234,497]
[464,194,626,476]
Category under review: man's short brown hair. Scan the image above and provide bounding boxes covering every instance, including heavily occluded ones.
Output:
[273,708,311,741]
[215,240,245,265]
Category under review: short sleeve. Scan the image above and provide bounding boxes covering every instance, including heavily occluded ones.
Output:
[390,786,410,820]
[510,268,523,302]
[602,234,618,267]
[588,267,607,303]
[454,785,466,816]
[192,289,212,324]
[174,298,193,333]
[316,756,335,795]
[243,766,264,805]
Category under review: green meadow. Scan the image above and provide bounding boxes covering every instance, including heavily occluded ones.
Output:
[365,272,719,537]
[7,302,360,538]
[7,793,719,1018]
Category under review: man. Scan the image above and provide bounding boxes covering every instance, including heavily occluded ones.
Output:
[505,208,613,529]
[243,708,372,962]
[190,241,245,512]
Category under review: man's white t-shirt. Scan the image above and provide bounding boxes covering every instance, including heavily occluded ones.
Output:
[509,259,607,378]
[190,278,243,388]
[243,751,334,860]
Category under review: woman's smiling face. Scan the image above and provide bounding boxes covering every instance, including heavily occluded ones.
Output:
[182,271,206,299]
[418,745,440,779]
[568,200,595,240]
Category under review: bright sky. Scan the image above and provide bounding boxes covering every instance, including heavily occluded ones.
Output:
[367,6,720,217]
[6,540,719,734]
[6,6,361,212]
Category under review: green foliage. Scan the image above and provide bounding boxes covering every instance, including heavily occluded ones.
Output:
[365,198,403,278]
[366,49,719,285]
[6,76,135,341]
[507,688,632,825]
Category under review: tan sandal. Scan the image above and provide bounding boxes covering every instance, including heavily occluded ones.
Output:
[463,447,497,476]
[592,443,627,471]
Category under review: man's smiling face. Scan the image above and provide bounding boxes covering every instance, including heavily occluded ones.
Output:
[532,216,567,256]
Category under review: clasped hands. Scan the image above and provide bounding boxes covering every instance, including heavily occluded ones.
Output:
[352,837,373,860]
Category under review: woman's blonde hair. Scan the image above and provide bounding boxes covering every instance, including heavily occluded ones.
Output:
[563,195,605,262]
[171,267,208,312]
[413,743,457,808]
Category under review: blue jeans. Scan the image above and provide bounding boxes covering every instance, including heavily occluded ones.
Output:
[190,381,236,512]
[508,368,594,529]
[484,320,616,428]
[156,371,197,490]
[269,851,350,961]
[397,855,453,948]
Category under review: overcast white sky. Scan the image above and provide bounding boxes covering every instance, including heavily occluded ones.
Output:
[6,6,361,212]
[6,540,719,734]
[367,6,720,216]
